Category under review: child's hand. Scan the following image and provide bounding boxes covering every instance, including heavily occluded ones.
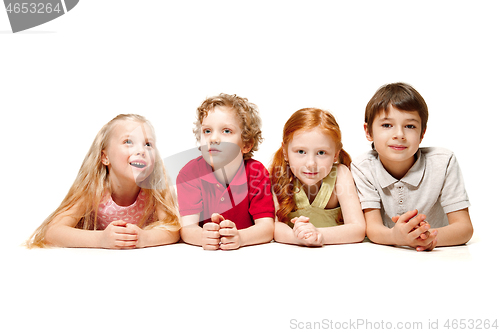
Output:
[291,216,324,247]
[124,223,145,248]
[201,221,220,250]
[211,213,225,224]
[219,219,241,250]
[391,210,438,251]
[100,220,138,249]
[391,216,431,240]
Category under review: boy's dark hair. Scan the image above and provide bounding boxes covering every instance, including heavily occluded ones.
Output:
[365,82,428,137]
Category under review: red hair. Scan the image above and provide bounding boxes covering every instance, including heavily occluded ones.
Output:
[270,108,351,222]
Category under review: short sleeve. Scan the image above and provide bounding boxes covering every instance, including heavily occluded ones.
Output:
[176,164,203,217]
[439,153,470,213]
[247,161,275,220]
[351,160,381,210]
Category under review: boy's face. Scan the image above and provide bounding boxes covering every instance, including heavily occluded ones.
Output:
[200,106,252,168]
[364,105,425,174]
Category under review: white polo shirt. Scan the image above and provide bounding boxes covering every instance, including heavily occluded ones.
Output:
[351,147,470,228]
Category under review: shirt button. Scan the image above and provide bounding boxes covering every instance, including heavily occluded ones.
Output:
[221,197,225,202]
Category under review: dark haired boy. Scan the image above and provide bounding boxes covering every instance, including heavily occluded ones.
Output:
[352,83,473,251]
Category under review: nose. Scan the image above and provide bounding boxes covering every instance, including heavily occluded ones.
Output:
[305,155,317,169]
[135,144,146,156]
[393,126,405,140]
[210,132,220,145]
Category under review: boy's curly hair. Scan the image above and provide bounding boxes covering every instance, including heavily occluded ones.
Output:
[193,93,263,160]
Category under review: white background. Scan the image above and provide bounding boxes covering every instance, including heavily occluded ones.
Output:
[1,1,499,332]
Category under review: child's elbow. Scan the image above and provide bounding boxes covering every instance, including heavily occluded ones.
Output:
[263,222,275,243]
[353,223,367,243]
[463,223,474,245]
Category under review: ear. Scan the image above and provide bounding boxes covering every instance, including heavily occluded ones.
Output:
[420,128,426,143]
[101,150,109,166]
[281,142,288,161]
[364,123,373,142]
[241,141,254,154]
[334,149,341,163]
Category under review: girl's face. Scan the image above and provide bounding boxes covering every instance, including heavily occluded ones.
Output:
[200,106,252,169]
[285,128,339,188]
[102,120,156,187]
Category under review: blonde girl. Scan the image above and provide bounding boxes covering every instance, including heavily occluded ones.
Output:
[270,108,365,246]
[27,114,180,249]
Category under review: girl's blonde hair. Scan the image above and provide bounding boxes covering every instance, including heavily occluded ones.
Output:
[26,114,180,248]
[269,108,351,222]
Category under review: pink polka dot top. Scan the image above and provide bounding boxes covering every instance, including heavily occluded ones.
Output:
[96,190,150,230]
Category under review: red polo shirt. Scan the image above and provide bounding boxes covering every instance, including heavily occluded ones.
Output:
[176,156,275,229]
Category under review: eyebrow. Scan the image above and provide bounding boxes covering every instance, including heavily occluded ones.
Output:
[290,144,333,150]
[119,134,155,142]
[379,117,420,122]
[202,123,238,130]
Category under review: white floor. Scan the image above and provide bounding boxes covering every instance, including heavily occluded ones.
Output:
[2,2,499,332]
[2,229,498,333]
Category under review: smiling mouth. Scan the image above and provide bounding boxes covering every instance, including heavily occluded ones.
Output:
[303,172,319,177]
[389,145,407,150]
[130,162,147,169]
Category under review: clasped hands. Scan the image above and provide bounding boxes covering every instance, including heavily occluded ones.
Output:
[100,220,145,249]
[290,216,324,247]
[391,209,438,251]
[201,213,241,250]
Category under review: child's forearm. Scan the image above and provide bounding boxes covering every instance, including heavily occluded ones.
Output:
[273,221,300,245]
[142,228,180,247]
[364,209,397,245]
[433,208,473,247]
[179,224,204,246]
[45,225,103,248]
[239,217,274,247]
[320,223,366,244]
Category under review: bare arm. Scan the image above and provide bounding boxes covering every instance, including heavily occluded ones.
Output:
[364,208,395,245]
[274,220,300,245]
[179,213,204,246]
[432,208,473,247]
[319,165,365,244]
[44,201,101,248]
[237,217,274,247]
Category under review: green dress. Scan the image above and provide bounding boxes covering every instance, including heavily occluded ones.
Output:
[287,165,342,228]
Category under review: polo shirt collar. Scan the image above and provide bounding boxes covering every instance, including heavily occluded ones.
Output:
[377,149,425,188]
[199,158,247,186]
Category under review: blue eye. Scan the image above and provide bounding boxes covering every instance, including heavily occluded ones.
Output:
[124,139,132,144]
[223,129,232,134]
[406,125,416,129]
[145,142,153,148]
[382,124,392,128]
[298,150,305,154]
[317,151,326,156]
[203,129,211,134]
